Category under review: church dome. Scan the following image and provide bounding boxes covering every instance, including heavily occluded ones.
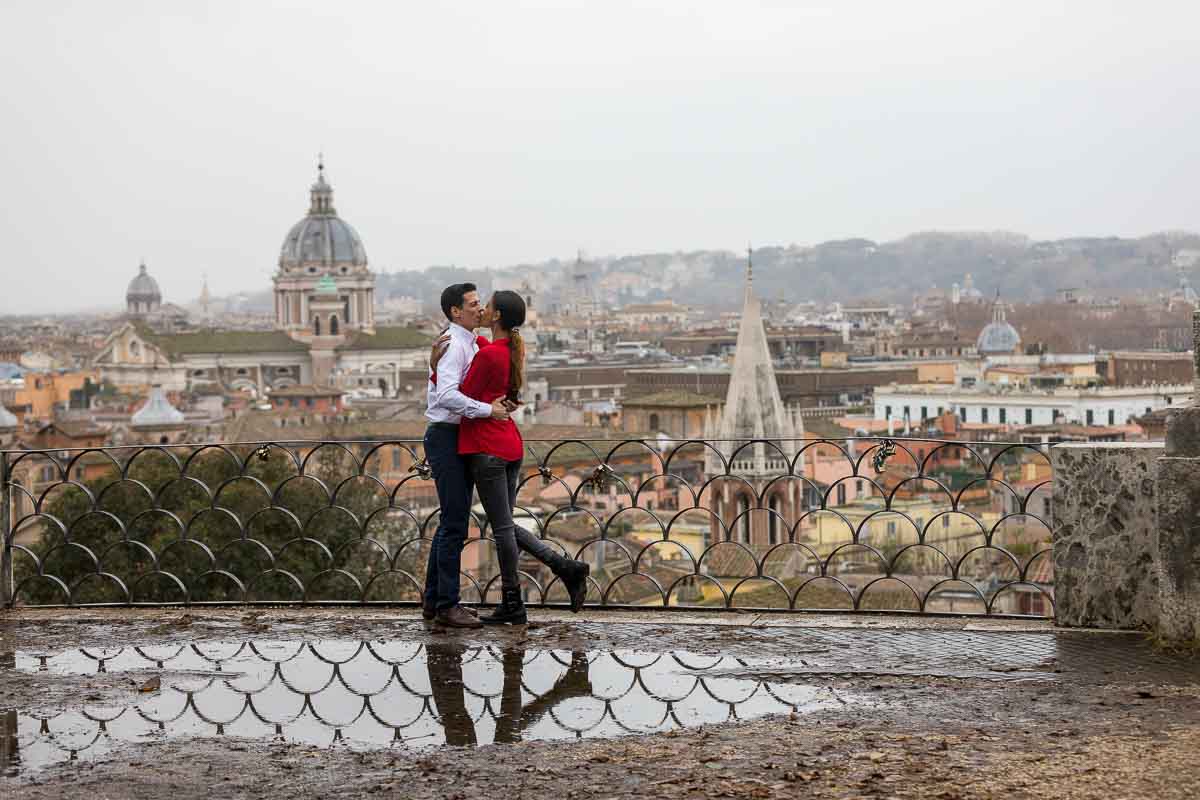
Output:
[126,263,162,304]
[131,386,185,428]
[976,295,1022,355]
[279,162,367,270]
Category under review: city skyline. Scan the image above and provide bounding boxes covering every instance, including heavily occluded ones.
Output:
[3,1,1200,314]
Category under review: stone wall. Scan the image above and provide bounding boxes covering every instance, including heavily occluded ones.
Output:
[1051,443,1163,629]
[1154,457,1200,641]
[1052,440,1199,641]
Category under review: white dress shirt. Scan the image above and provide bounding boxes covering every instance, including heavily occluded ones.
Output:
[425,323,493,424]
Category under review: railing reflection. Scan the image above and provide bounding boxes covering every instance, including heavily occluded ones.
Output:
[7,638,843,770]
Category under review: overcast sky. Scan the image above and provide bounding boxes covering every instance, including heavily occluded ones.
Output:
[2,1,1199,314]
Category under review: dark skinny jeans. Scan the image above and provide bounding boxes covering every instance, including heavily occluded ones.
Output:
[466,454,564,593]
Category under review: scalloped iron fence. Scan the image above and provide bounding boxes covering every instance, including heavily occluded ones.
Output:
[0,435,1054,616]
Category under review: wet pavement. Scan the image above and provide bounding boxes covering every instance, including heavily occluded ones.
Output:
[2,609,1199,798]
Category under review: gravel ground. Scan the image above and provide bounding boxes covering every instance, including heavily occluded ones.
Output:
[3,608,1198,799]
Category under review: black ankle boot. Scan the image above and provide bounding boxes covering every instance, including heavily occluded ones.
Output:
[553,559,590,613]
[482,587,527,625]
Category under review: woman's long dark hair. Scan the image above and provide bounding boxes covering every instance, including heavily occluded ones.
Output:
[492,290,527,403]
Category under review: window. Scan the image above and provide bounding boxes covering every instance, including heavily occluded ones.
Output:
[1108,409,1115,426]
[737,496,750,543]
[314,316,322,336]
[1025,408,1033,424]
[942,515,950,528]
[921,406,928,420]
[856,479,863,494]
[959,407,967,421]
[886,520,897,537]
[836,484,846,505]
[903,405,910,420]
[649,413,660,431]
[885,405,892,419]
[1086,410,1094,425]
[937,407,943,416]
[999,408,1006,424]
[330,315,339,336]
[981,408,989,423]
[236,368,248,376]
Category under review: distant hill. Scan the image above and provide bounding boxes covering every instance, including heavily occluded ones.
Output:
[234,231,1200,312]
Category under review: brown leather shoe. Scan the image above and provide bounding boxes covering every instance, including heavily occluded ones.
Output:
[434,605,483,629]
[424,601,477,621]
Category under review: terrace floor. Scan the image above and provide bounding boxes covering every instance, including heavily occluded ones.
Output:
[2,607,1198,799]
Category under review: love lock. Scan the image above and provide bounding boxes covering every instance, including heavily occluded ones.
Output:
[254,445,271,462]
[872,439,897,474]
[409,458,433,480]
[588,463,616,491]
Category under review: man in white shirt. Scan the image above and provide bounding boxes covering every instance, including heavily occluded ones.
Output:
[422,282,511,628]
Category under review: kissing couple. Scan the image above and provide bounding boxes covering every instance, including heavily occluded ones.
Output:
[421,282,589,629]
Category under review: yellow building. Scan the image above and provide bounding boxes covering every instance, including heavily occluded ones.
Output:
[12,370,99,421]
[803,496,1000,566]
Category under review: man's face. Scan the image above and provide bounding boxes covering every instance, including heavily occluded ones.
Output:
[454,291,482,328]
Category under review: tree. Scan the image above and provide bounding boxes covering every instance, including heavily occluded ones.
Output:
[12,443,429,605]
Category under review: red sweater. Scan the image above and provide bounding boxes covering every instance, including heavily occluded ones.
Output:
[457,338,524,462]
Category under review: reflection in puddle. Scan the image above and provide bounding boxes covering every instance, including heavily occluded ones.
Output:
[5,639,847,772]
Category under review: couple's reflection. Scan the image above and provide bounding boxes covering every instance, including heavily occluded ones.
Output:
[426,642,592,746]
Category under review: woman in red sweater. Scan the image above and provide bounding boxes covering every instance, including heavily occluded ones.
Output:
[457,290,589,625]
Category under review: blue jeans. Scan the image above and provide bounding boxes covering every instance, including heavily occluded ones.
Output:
[422,424,475,610]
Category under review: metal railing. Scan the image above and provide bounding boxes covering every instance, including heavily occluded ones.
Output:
[1,435,1054,616]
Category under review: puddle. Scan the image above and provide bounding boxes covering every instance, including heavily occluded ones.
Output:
[2,638,852,773]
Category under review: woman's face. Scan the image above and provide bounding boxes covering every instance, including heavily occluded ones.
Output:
[481,297,497,327]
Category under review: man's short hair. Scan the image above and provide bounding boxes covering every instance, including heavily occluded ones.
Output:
[440,282,477,320]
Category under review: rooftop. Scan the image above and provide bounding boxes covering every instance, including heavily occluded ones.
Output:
[269,384,345,397]
[137,324,308,357]
[336,326,432,351]
[620,389,722,408]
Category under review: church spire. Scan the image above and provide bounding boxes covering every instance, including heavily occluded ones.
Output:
[199,273,211,315]
[708,241,798,476]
